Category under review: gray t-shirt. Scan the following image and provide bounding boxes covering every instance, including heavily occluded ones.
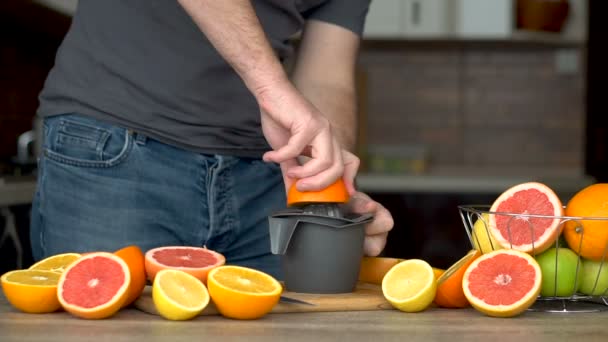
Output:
[37,0,370,157]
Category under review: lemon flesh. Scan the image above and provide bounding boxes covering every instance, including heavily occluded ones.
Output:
[382,259,437,312]
[152,269,209,320]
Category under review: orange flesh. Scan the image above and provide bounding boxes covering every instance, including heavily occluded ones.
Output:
[494,188,558,246]
[467,253,537,306]
[153,249,218,268]
[61,256,126,308]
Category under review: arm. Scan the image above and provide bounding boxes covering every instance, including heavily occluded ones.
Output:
[291,20,360,151]
[290,20,393,256]
[177,0,349,191]
[285,20,362,192]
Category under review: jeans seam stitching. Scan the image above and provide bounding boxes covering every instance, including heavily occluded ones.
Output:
[44,130,133,168]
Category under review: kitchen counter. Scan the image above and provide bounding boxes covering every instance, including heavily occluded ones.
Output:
[2,293,607,342]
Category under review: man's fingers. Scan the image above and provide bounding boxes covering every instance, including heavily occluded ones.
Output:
[278,158,300,193]
[341,151,360,195]
[363,232,389,257]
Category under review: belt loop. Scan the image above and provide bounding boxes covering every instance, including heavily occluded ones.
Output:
[129,129,147,145]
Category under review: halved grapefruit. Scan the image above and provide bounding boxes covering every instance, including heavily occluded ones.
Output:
[489,182,564,255]
[57,252,131,319]
[145,246,226,284]
[463,249,542,318]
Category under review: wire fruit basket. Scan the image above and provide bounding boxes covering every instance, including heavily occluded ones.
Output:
[459,205,608,313]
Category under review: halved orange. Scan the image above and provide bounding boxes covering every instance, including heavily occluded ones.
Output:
[287,178,349,207]
[434,249,480,308]
[207,265,282,320]
[114,245,147,307]
[1,269,62,313]
[29,253,81,273]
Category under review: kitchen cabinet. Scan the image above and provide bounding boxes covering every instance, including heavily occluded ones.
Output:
[452,0,512,38]
[364,0,512,39]
[364,0,451,38]
[364,0,586,42]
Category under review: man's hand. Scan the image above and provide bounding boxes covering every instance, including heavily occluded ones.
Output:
[259,88,360,193]
[178,0,352,192]
[344,191,394,256]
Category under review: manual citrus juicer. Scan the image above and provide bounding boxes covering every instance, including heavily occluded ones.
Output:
[268,179,373,294]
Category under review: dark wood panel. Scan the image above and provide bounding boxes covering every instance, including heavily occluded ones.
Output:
[586,0,608,182]
[0,1,71,163]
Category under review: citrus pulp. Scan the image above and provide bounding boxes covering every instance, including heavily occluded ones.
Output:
[28,253,81,273]
[207,265,281,319]
[1,269,62,313]
[489,182,564,254]
[463,249,542,317]
[381,259,437,313]
[58,252,131,319]
[152,269,210,320]
[145,246,225,284]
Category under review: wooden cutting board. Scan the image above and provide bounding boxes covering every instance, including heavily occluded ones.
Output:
[134,282,394,316]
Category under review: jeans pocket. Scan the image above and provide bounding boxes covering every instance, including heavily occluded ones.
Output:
[43,114,133,168]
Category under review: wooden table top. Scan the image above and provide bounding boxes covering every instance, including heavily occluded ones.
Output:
[2,293,608,342]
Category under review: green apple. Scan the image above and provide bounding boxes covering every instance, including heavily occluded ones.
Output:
[579,259,608,296]
[535,247,583,297]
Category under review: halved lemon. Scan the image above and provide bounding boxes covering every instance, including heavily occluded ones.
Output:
[382,259,437,313]
[152,269,210,321]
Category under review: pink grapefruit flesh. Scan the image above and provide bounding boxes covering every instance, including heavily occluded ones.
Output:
[144,246,225,284]
[489,182,563,254]
[463,249,541,318]
[58,252,131,319]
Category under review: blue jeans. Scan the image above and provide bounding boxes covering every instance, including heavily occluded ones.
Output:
[30,114,285,278]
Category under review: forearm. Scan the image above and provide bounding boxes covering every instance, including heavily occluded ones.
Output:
[177,0,289,98]
[290,20,361,151]
[292,78,358,151]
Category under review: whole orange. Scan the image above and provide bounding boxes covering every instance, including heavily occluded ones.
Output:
[114,245,147,307]
[287,178,349,207]
[563,183,608,261]
[358,257,404,285]
[434,249,480,308]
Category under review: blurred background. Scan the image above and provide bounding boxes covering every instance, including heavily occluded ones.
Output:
[0,0,605,272]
